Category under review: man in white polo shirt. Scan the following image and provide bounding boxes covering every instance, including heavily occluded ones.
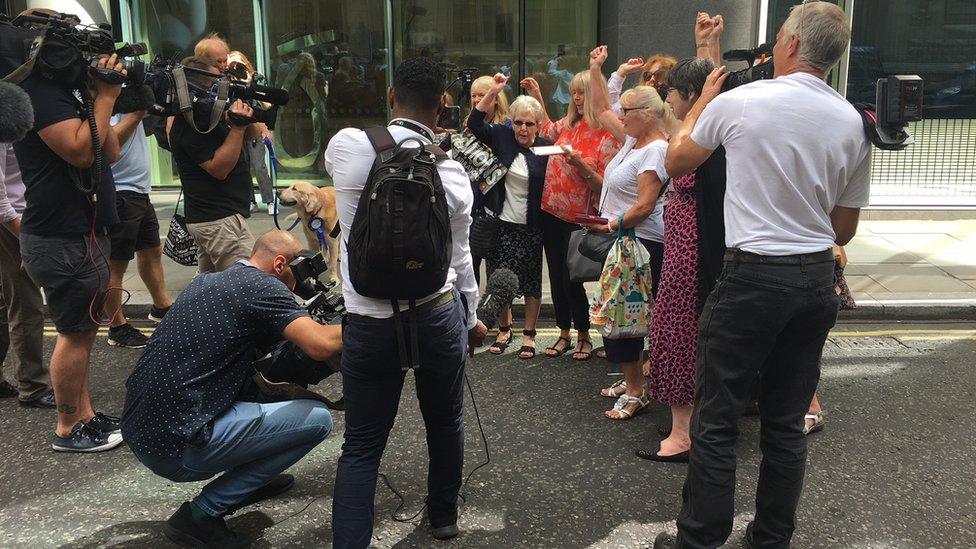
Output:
[654,3,871,549]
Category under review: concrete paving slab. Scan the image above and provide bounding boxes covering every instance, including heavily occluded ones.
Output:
[844,235,924,264]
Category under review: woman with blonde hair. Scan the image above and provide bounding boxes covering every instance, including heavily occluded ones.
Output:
[582,45,679,420]
[468,75,511,126]
[521,68,619,361]
[226,50,276,213]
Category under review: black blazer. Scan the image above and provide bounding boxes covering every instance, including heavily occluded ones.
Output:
[467,108,551,229]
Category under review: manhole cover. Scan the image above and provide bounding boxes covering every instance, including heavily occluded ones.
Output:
[829,336,906,350]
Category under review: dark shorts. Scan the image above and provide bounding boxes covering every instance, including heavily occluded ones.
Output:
[108,191,160,261]
[603,336,646,364]
[20,232,109,333]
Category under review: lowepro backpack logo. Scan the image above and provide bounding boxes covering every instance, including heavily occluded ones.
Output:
[405,260,425,270]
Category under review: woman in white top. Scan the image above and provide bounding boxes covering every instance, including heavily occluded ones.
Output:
[583,45,680,421]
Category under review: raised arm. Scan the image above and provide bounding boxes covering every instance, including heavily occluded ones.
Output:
[589,45,626,144]
[609,57,644,108]
[665,66,728,178]
[520,77,550,125]
[467,73,508,147]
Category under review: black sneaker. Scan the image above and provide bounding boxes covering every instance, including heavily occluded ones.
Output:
[149,305,171,323]
[163,502,251,548]
[0,379,17,398]
[107,323,150,349]
[744,520,757,549]
[652,532,677,549]
[19,388,56,408]
[52,421,124,453]
[224,474,295,515]
[88,412,122,435]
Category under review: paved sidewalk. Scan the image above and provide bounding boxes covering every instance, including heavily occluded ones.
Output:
[118,191,976,320]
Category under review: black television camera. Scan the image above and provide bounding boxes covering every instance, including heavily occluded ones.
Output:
[290,250,345,323]
[241,249,346,410]
[1,11,147,88]
[720,43,774,92]
[854,75,923,151]
[125,55,289,131]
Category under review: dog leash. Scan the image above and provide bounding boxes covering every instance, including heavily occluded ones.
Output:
[265,137,302,232]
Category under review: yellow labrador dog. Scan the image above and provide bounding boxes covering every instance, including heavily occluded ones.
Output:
[278,182,341,281]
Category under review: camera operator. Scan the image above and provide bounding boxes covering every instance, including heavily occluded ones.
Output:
[120,230,341,548]
[325,57,487,547]
[653,3,871,549]
[169,56,261,273]
[13,52,125,453]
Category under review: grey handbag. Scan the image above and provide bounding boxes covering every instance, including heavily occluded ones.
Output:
[567,228,605,283]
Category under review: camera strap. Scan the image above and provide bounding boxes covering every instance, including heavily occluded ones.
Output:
[172,66,229,134]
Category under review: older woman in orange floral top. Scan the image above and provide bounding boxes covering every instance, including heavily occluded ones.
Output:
[521,71,619,361]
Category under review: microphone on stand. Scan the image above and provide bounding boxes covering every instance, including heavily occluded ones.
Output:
[476,268,519,331]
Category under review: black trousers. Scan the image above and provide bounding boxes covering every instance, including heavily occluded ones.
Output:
[676,250,839,549]
[540,211,590,332]
[332,297,467,549]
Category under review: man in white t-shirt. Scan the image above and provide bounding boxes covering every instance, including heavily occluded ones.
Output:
[653,4,871,549]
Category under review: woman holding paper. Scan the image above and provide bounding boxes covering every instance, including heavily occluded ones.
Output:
[581,45,679,420]
[467,75,551,359]
[521,69,619,362]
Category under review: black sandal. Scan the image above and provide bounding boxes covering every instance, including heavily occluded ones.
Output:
[546,336,572,357]
[518,329,537,360]
[489,326,512,355]
[573,339,593,361]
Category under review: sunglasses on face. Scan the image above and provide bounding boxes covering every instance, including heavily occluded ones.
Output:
[642,69,667,82]
[620,106,647,114]
[513,120,537,128]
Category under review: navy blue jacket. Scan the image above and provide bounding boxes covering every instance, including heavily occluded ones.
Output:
[467,108,551,229]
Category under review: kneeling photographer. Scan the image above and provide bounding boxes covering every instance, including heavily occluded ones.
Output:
[120,230,342,548]
[168,56,262,273]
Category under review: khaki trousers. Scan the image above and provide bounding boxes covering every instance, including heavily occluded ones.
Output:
[0,227,48,400]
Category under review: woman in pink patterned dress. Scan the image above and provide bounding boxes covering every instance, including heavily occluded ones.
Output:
[637,57,728,462]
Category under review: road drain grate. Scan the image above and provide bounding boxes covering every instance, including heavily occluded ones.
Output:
[829,336,907,350]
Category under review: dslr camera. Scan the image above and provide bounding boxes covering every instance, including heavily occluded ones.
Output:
[720,43,775,92]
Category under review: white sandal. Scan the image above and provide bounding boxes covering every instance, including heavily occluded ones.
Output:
[600,380,627,398]
[803,411,825,435]
[606,392,649,420]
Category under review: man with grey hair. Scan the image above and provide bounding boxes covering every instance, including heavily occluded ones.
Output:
[121,230,342,547]
[654,2,871,548]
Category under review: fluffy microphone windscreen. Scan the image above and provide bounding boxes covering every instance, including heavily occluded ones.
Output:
[476,268,520,330]
[0,82,34,143]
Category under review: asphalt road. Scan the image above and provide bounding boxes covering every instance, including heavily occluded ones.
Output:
[0,321,974,548]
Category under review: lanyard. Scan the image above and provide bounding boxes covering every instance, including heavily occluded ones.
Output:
[388,119,434,142]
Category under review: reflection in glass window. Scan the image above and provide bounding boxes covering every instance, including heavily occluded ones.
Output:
[137,0,255,63]
[265,0,387,185]
[394,0,519,116]
[524,0,598,121]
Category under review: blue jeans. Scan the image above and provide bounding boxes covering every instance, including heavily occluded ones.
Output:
[134,400,333,516]
[332,296,467,549]
[676,250,839,549]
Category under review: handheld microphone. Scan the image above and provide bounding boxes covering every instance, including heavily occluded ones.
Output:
[0,82,34,143]
[113,84,157,114]
[476,268,519,330]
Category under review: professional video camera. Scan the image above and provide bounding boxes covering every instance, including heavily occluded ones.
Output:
[720,43,774,92]
[289,250,345,323]
[241,249,346,410]
[854,75,923,151]
[124,55,290,131]
[438,64,477,130]
[1,11,147,88]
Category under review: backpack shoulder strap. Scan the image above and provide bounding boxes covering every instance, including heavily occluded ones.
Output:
[365,127,396,154]
[424,144,448,160]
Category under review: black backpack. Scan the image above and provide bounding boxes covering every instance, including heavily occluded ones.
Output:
[348,126,452,302]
